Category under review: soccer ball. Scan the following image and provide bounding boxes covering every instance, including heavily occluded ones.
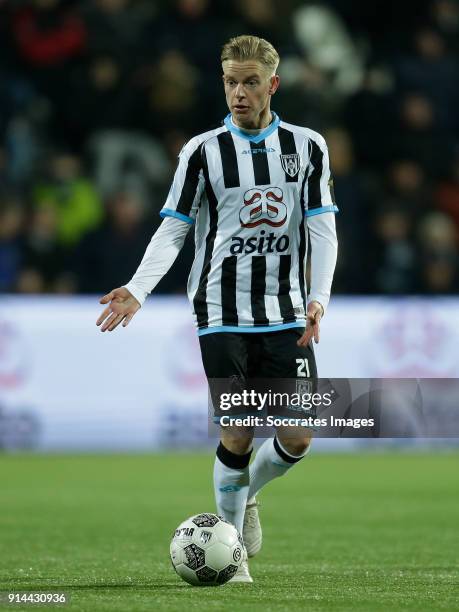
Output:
[170,513,243,586]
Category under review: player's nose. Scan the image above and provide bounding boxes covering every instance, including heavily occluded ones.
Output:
[234,83,246,98]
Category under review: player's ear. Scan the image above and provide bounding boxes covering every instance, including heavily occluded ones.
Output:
[268,74,280,95]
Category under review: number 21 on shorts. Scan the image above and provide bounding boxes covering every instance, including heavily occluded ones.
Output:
[296,358,310,377]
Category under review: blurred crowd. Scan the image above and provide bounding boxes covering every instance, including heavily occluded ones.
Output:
[0,0,458,296]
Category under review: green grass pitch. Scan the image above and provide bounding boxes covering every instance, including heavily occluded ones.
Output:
[0,452,458,611]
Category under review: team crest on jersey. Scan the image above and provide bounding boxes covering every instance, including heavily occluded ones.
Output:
[240,187,287,228]
[280,153,300,178]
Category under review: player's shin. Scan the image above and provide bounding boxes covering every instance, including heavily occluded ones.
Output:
[247,436,311,501]
[214,441,252,535]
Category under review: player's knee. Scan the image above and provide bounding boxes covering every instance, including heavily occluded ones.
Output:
[220,428,254,455]
[278,435,311,458]
[221,436,253,455]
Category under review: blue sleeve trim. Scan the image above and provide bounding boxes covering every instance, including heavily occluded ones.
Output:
[160,209,195,225]
[305,205,339,217]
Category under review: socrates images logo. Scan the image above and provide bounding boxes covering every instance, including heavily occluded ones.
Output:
[240,187,287,228]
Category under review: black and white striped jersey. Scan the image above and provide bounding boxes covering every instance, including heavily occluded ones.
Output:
[160,112,338,335]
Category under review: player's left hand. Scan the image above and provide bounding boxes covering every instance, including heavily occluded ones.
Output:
[297,301,324,347]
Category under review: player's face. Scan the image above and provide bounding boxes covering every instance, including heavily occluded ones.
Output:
[222,60,279,130]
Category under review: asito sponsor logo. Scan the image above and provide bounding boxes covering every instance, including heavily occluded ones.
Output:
[230,230,290,255]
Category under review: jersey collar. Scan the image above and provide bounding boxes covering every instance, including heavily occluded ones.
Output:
[224,112,280,143]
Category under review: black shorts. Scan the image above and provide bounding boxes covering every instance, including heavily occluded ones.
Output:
[200,329,318,421]
[199,328,317,380]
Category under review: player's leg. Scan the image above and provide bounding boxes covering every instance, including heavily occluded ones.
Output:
[247,428,313,501]
[215,424,255,583]
[199,333,253,534]
[249,328,317,500]
[199,332,256,583]
[244,329,317,556]
[214,424,254,535]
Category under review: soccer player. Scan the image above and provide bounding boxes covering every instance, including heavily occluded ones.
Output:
[96,35,338,583]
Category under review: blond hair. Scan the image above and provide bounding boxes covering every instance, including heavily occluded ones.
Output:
[221,35,279,75]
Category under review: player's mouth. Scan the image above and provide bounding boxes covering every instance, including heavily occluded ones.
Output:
[233,105,250,112]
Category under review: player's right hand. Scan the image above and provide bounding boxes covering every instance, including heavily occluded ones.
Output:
[96,287,141,332]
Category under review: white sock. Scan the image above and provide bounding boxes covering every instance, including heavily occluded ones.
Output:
[248,437,310,500]
[213,443,251,535]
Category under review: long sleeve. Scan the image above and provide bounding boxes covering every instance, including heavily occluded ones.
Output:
[307,211,338,313]
[302,133,338,313]
[124,216,191,306]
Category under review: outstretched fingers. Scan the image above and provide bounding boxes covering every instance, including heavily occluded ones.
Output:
[122,312,135,327]
[107,313,125,332]
[100,311,125,332]
[297,311,322,347]
[96,288,138,332]
[297,326,313,347]
[96,306,113,327]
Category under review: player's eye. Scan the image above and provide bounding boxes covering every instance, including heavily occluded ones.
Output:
[247,80,259,88]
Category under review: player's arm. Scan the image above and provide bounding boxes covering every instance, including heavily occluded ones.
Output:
[298,135,338,347]
[96,138,204,332]
[96,217,191,332]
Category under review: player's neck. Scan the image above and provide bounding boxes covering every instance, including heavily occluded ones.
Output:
[232,108,273,132]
